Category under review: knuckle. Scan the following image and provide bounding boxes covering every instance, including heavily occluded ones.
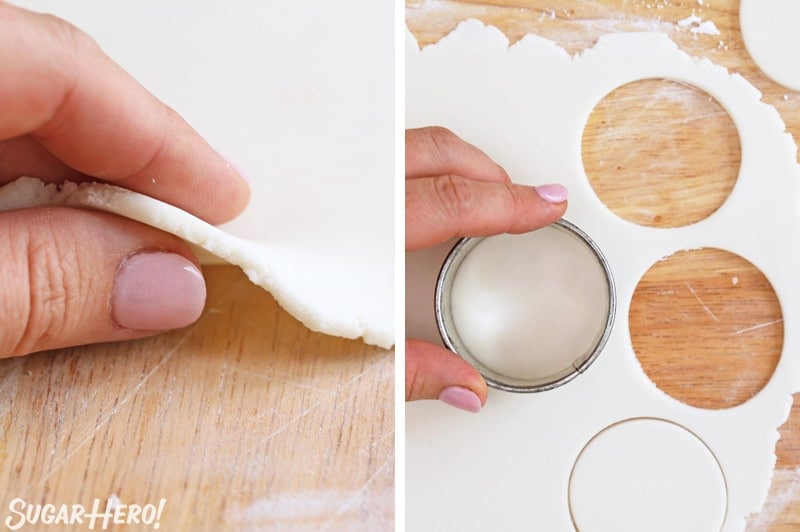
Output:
[405,369,428,402]
[404,340,430,401]
[425,126,458,160]
[432,174,473,222]
[14,224,81,355]
[425,125,455,140]
[497,183,527,231]
[32,16,102,139]
[44,13,99,56]
[500,181,523,207]
[129,108,172,179]
[0,2,15,21]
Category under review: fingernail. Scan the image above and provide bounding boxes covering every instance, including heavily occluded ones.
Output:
[535,184,569,204]
[438,386,482,413]
[112,252,206,331]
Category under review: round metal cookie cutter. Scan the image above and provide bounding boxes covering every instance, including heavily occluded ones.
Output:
[435,219,617,393]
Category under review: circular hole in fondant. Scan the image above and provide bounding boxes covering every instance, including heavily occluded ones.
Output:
[582,79,741,228]
[568,418,727,532]
[631,248,783,409]
[435,220,615,393]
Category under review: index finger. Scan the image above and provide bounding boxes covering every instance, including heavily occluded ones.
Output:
[0,4,249,224]
[406,127,511,184]
[405,175,568,251]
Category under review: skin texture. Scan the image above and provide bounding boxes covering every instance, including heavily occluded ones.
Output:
[0,3,249,358]
[405,127,568,408]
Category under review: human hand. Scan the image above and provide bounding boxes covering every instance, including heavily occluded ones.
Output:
[405,127,568,412]
[0,3,250,358]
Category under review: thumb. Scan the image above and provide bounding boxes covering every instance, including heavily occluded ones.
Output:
[406,338,488,413]
[0,207,206,358]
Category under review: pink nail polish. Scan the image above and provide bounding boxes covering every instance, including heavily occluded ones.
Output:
[535,184,569,204]
[112,252,206,331]
[438,386,482,413]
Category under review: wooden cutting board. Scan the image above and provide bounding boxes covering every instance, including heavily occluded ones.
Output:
[407,0,800,529]
[0,266,394,529]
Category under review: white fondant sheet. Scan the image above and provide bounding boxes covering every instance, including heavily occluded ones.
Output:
[0,177,392,348]
[406,21,800,530]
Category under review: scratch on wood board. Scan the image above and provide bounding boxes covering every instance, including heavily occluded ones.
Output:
[685,281,719,322]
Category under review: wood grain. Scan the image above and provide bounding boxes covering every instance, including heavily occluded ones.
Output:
[583,79,741,228]
[630,248,782,410]
[0,266,394,530]
[407,0,800,528]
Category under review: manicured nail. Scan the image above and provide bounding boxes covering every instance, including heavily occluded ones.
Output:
[112,252,206,331]
[438,386,482,413]
[535,184,569,204]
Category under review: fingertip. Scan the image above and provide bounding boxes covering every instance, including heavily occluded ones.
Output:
[180,147,251,224]
[221,157,251,186]
[406,338,489,409]
[504,182,568,234]
[216,157,251,222]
